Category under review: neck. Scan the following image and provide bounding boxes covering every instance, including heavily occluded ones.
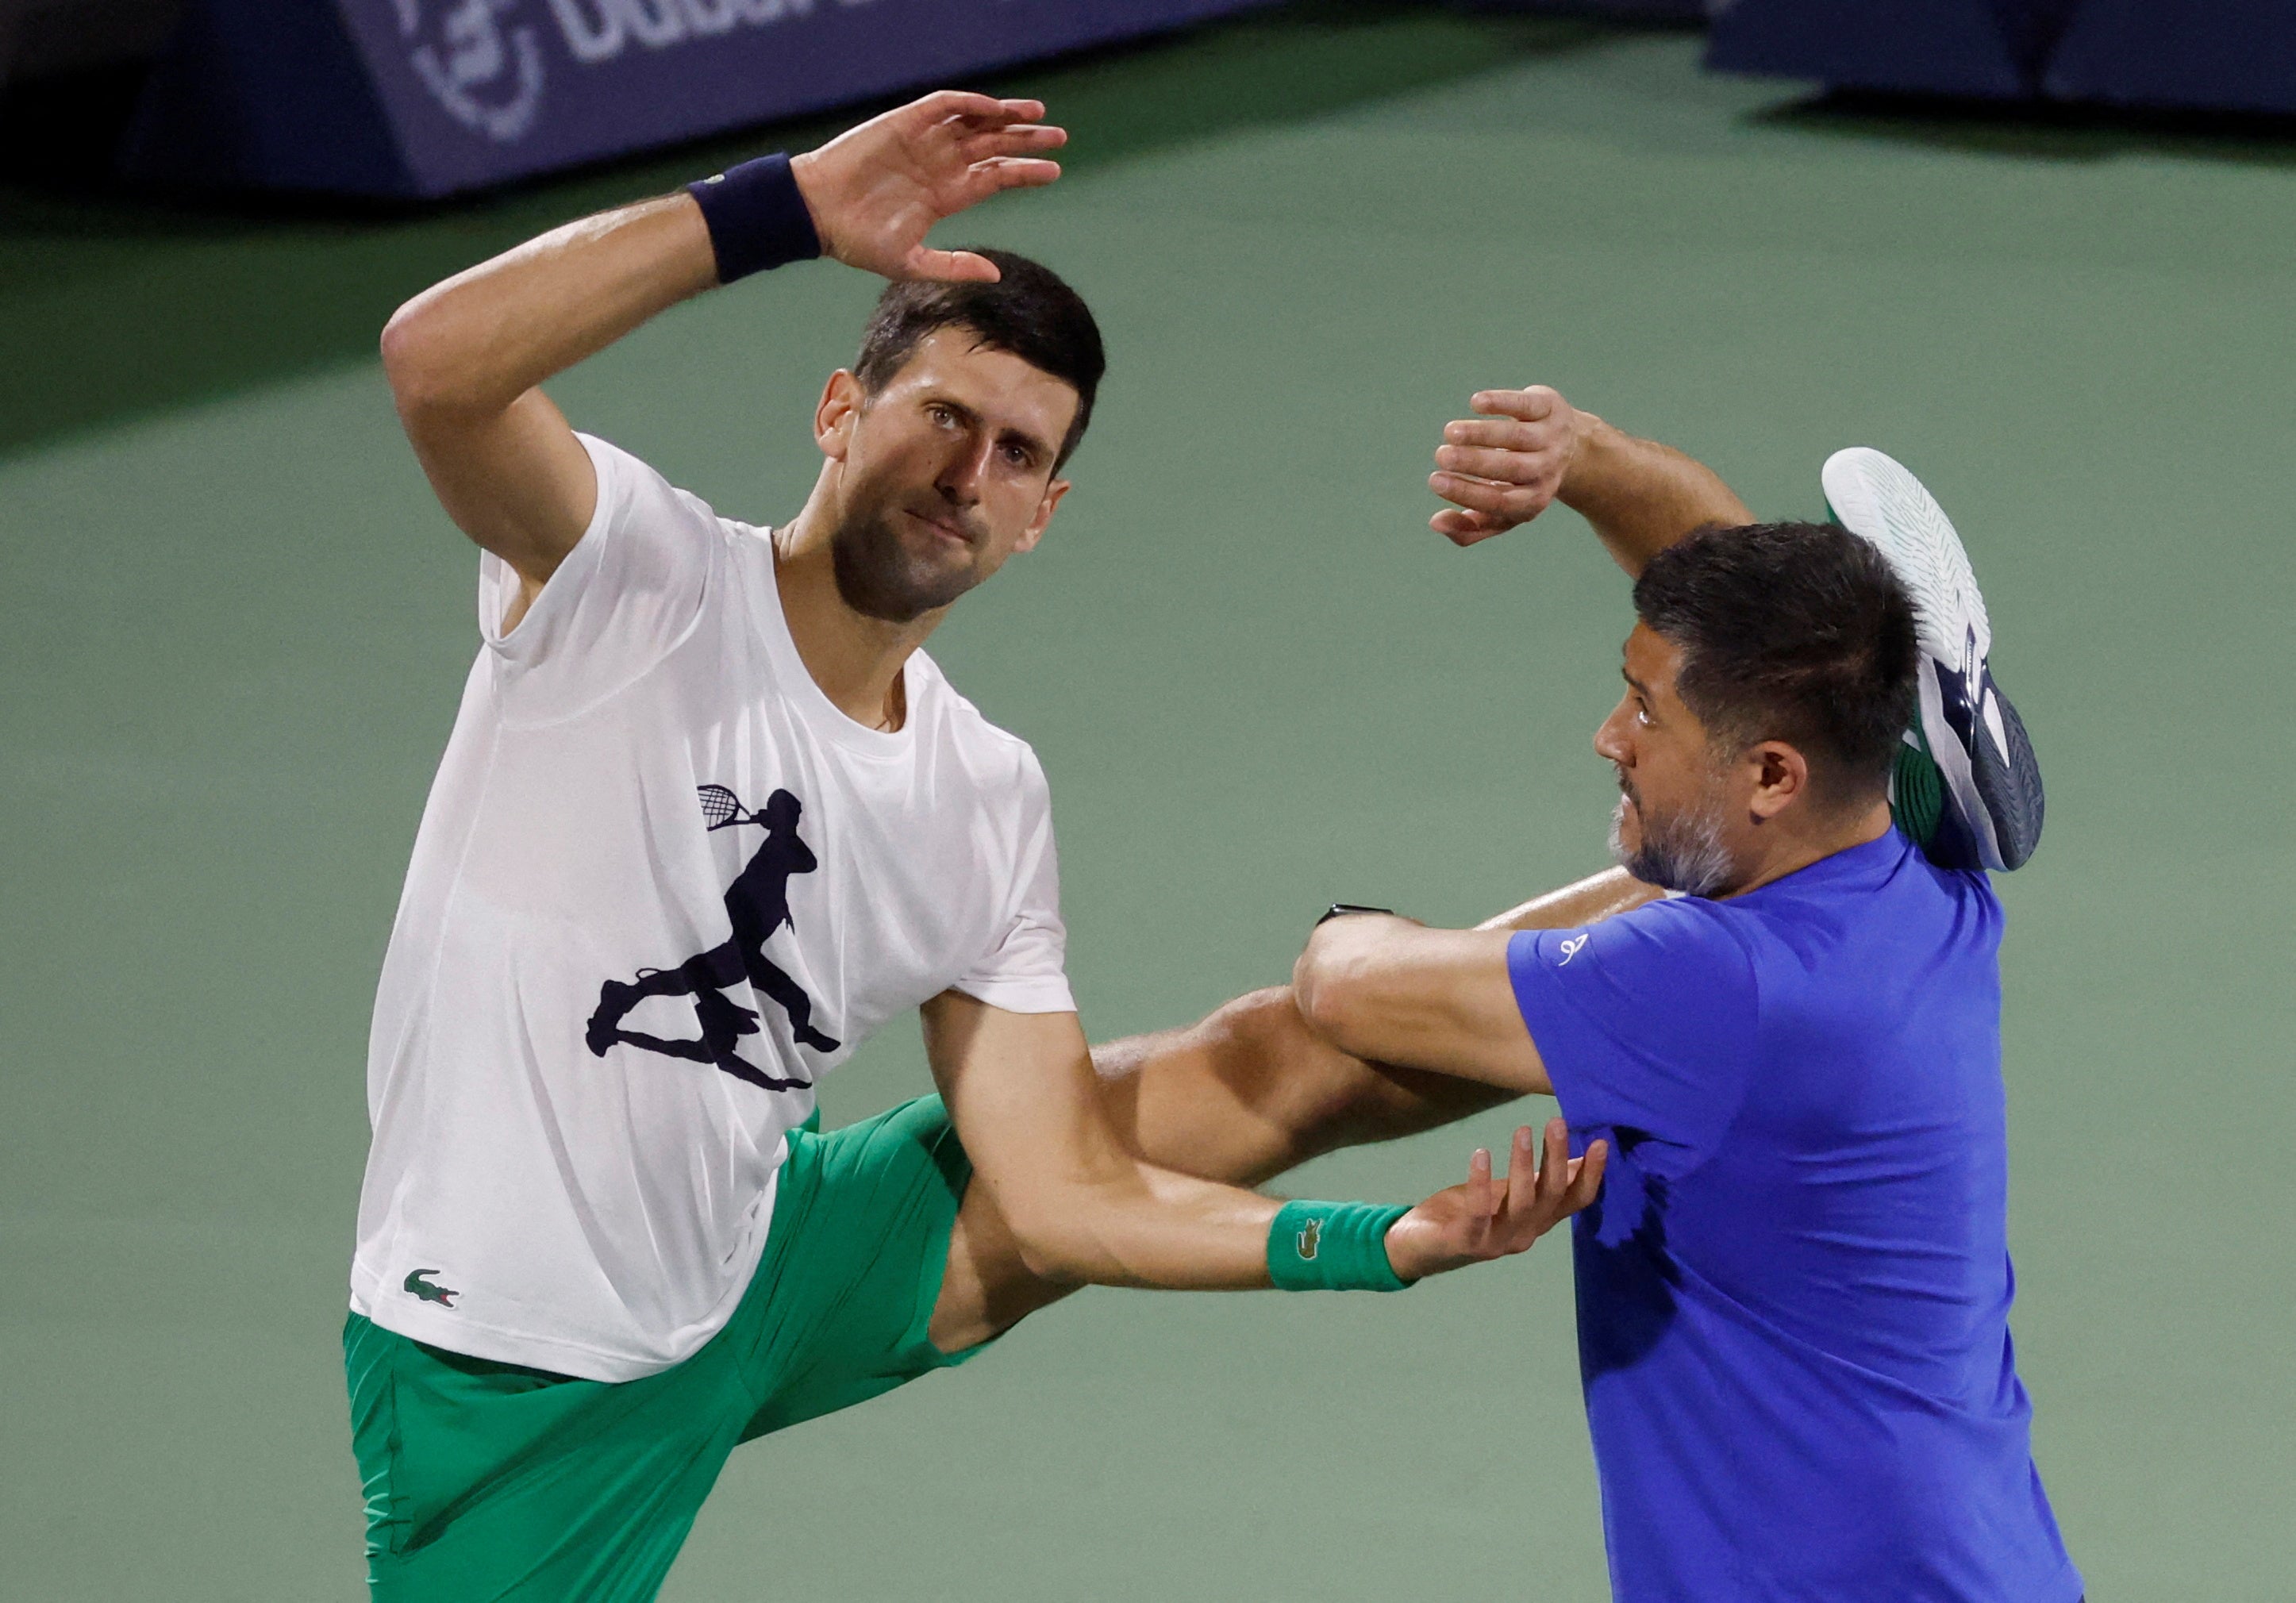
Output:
[1721,797,1894,898]
[773,467,944,732]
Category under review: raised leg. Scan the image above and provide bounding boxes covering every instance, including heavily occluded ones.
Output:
[1093,987,1514,1188]
[929,867,1657,1351]
[1090,866,1658,1187]
[928,986,1508,1350]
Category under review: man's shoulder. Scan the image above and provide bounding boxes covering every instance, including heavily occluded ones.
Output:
[1738,831,2002,948]
[575,431,738,537]
[1610,892,1761,965]
[912,655,1036,755]
[909,655,1048,799]
[1514,894,1758,1014]
[1513,892,1763,1159]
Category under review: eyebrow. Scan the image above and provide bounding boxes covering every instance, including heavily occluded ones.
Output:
[1621,667,1652,698]
[926,393,1052,467]
[998,423,1053,465]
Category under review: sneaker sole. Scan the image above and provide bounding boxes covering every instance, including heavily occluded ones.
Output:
[1821,447,2044,871]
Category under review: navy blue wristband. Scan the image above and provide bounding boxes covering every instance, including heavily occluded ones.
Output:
[686,153,821,285]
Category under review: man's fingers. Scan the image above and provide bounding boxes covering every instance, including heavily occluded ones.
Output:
[1444,417,1562,454]
[1429,508,1510,545]
[958,124,1069,163]
[913,90,1038,127]
[970,121,1068,148]
[942,158,1061,221]
[1436,443,1556,486]
[1537,1118,1572,1207]
[1429,471,1544,520]
[1471,386,1561,422]
[980,98,1049,125]
[1566,1138,1609,1210]
[1428,471,1513,512]
[1429,509,1512,546]
[1501,1125,1541,1236]
[907,93,1060,156]
[1467,1145,1496,1222]
[900,246,1004,283]
[962,156,1063,198]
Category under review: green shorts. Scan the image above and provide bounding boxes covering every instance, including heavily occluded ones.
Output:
[344,1094,991,1601]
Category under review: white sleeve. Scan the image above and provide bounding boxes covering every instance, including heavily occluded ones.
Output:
[950,754,1076,1015]
[477,433,717,709]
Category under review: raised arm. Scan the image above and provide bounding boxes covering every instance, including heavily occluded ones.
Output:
[379,90,1067,616]
[1427,386,1754,575]
[922,992,1602,1291]
[1475,863,1660,932]
[1290,915,1553,1095]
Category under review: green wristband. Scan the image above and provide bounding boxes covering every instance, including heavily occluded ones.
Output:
[1267,1200,1413,1293]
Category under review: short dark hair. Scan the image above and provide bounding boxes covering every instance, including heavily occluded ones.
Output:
[1633,521,1919,810]
[853,248,1105,471]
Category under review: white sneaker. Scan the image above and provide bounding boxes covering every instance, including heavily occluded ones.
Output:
[1822,447,2044,872]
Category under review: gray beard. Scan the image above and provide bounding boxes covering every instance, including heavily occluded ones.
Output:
[1610,791,1736,898]
[829,501,982,625]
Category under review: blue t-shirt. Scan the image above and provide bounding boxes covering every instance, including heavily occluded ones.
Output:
[1509,830,2080,1603]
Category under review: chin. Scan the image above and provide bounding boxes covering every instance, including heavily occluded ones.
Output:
[830,505,983,622]
[1608,796,1640,863]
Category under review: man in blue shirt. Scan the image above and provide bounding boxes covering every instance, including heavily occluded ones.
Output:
[1278,386,2080,1601]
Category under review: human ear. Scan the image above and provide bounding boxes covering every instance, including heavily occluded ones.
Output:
[1013,476,1071,555]
[1746,742,1809,822]
[816,370,863,461]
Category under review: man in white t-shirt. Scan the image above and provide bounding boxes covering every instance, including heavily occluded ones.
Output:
[346,91,1608,1601]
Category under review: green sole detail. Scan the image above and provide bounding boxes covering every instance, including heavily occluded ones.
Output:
[1891,740,1945,848]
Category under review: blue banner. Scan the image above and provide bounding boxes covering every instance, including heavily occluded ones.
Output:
[2047,0,2296,115]
[1705,0,2296,113]
[122,0,1279,197]
[1460,0,1703,19]
[1705,0,2034,100]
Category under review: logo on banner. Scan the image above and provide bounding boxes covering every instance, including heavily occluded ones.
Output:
[397,0,547,142]
[543,0,873,67]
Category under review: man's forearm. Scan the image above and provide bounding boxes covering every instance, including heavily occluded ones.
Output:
[381,194,717,419]
[1006,1160,1281,1290]
[1476,864,1661,932]
[1294,919,1544,1093]
[933,995,1290,1291]
[1094,870,1655,1182]
[1560,413,1755,579]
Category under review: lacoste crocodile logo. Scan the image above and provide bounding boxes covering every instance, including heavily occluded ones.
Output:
[403,1268,460,1308]
[1295,1218,1322,1261]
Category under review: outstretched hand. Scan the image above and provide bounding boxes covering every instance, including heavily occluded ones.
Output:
[1429,385,1584,547]
[790,90,1066,283]
[1383,1119,1606,1282]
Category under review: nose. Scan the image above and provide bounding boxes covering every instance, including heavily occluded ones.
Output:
[935,433,994,507]
[1593,702,1633,767]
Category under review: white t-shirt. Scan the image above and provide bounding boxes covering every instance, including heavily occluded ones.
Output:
[350,434,1074,1382]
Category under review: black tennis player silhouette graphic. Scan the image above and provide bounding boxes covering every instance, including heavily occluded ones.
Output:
[585,785,840,1091]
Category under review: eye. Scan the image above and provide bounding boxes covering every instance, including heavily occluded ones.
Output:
[926,403,958,429]
[1634,702,1655,727]
[1001,442,1033,469]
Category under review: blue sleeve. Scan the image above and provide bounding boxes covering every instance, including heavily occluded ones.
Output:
[1507,899,1759,1176]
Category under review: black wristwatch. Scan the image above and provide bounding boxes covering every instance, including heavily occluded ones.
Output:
[1317,903,1397,927]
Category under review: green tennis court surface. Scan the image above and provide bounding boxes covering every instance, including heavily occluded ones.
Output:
[3,7,2289,1597]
